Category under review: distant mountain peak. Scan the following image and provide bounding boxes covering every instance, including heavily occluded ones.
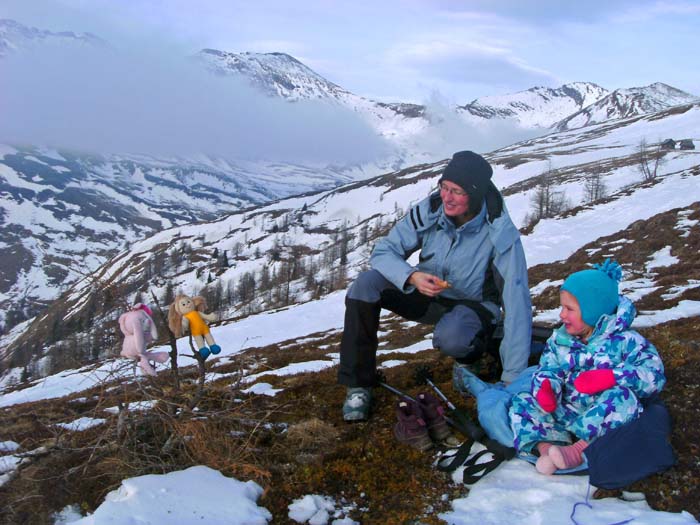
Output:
[554,82,699,131]
[456,81,610,128]
[196,48,348,100]
[0,18,105,56]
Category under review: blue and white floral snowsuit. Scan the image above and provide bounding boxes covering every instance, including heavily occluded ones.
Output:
[509,295,666,454]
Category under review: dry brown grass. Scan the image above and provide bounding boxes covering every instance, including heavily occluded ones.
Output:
[286,418,340,452]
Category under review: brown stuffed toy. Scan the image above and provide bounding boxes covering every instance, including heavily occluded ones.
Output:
[168,294,221,359]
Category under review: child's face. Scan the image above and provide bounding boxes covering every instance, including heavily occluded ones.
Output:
[559,291,593,339]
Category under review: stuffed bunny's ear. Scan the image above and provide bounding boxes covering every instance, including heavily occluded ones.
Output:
[149,314,158,339]
[119,312,130,335]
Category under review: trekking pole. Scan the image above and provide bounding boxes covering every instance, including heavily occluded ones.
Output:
[414,365,487,441]
[414,365,457,410]
[376,370,468,446]
[414,365,516,461]
[374,370,415,401]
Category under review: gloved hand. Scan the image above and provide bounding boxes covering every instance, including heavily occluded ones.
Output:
[574,369,616,394]
[535,379,557,413]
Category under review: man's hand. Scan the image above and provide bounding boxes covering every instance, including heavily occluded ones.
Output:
[408,271,450,297]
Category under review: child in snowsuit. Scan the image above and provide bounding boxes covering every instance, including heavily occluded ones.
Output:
[509,259,666,475]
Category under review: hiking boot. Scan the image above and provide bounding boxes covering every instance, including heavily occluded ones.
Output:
[416,392,451,442]
[343,387,372,422]
[394,400,433,451]
[452,362,489,397]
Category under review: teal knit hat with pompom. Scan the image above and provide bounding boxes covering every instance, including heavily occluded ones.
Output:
[561,259,623,327]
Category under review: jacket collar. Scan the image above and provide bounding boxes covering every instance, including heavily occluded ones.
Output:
[439,201,487,234]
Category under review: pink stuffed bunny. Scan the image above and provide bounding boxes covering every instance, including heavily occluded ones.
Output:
[119,303,169,376]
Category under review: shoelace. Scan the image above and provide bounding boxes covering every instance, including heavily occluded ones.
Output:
[570,483,634,525]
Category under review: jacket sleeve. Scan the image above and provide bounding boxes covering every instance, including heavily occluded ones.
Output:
[493,236,533,383]
[613,332,666,398]
[532,335,565,398]
[369,205,425,291]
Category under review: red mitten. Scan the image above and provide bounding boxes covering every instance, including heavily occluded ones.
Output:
[574,369,616,394]
[535,379,557,413]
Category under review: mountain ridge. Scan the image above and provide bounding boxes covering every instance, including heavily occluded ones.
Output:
[554,82,699,131]
[0,18,105,56]
[2,17,698,359]
[3,101,698,380]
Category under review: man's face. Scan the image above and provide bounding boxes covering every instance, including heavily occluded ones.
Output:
[439,180,470,220]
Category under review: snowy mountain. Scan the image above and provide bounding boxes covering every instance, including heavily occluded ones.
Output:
[195,48,435,161]
[198,50,610,140]
[0,18,105,56]
[554,83,699,131]
[197,49,699,147]
[457,82,610,128]
[0,145,371,332]
[4,100,698,378]
[198,49,351,101]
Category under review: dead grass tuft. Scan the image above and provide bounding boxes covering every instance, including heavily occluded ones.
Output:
[286,417,340,453]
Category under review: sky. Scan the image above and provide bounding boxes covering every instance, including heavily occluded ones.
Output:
[2,0,700,104]
[2,0,699,164]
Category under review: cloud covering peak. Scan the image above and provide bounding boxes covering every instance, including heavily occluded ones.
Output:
[0,45,391,164]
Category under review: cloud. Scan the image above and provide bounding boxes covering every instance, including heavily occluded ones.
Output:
[410,91,543,159]
[430,0,643,24]
[241,39,309,55]
[0,44,391,164]
[611,0,700,23]
[387,38,556,98]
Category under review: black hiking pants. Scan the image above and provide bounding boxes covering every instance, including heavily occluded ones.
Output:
[338,269,494,387]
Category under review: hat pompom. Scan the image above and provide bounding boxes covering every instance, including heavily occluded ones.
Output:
[593,259,622,283]
[133,303,153,317]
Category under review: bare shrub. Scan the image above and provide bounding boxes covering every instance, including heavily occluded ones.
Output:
[583,172,608,203]
[637,138,667,182]
[525,162,570,228]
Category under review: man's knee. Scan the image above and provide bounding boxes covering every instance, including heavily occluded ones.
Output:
[347,269,390,303]
[443,338,487,365]
[433,305,484,359]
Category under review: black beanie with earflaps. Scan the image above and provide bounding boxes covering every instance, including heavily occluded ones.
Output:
[439,150,493,213]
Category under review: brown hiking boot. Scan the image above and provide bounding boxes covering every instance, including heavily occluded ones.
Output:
[416,392,452,442]
[394,400,433,451]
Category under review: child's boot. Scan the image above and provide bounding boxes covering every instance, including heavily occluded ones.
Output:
[548,440,588,470]
[416,392,451,442]
[534,442,556,475]
[394,400,433,451]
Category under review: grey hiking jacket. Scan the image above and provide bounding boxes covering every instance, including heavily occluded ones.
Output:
[370,188,532,382]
